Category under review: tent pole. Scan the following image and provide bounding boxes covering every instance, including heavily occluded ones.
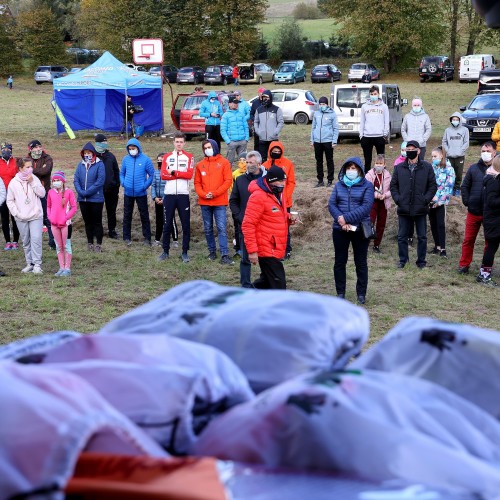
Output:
[125,88,129,142]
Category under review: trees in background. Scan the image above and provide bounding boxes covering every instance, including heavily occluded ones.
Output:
[0,10,22,76]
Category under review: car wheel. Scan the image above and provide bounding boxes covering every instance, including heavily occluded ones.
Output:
[223,77,227,85]
[294,112,309,125]
[36,81,42,85]
[442,73,448,82]
[259,76,263,84]
[185,134,193,141]
[292,77,296,84]
[330,76,334,83]
[348,79,351,83]
[419,77,425,83]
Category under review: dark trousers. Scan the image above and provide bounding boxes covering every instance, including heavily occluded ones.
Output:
[40,195,55,246]
[253,256,286,289]
[122,195,151,242]
[332,228,369,296]
[258,140,272,162]
[459,212,486,268]
[370,200,387,247]
[239,232,252,288]
[0,201,19,243]
[449,156,465,190]
[286,207,292,254]
[206,125,222,151]
[397,214,427,266]
[121,117,136,136]
[232,214,241,252]
[104,187,119,234]
[313,142,334,183]
[79,201,104,245]
[419,147,427,161]
[429,205,446,249]
[154,202,178,242]
[253,132,260,151]
[163,194,190,253]
[360,136,385,170]
[482,238,500,268]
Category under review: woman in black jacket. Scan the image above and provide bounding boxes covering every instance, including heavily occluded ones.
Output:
[477,155,500,287]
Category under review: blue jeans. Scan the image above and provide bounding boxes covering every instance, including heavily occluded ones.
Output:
[201,205,228,255]
[397,214,427,267]
[239,232,252,288]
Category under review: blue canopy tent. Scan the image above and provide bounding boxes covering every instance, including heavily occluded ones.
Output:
[53,51,163,136]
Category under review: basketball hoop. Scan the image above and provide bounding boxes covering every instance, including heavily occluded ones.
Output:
[132,39,163,65]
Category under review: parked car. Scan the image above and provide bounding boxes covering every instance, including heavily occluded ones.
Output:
[34,66,69,84]
[125,63,148,72]
[419,56,454,82]
[148,65,178,83]
[459,92,500,141]
[68,67,83,74]
[347,63,380,83]
[477,69,500,93]
[238,63,275,84]
[177,66,205,85]
[460,54,496,83]
[204,65,235,85]
[249,89,317,125]
[311,64,342,83]
[274,61,306,84]
[171,90,237,139]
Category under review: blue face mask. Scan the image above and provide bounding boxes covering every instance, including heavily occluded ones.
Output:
[412,106,422,113]
[432,158,441,167]
[320,105,327,112]
[369,94,378,102]
[346,170,359,180]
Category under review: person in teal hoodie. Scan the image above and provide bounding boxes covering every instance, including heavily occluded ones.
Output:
[199,91,223,150]
[120,138,154,246]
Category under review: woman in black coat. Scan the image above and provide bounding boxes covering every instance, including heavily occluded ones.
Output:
[477,155,500,287]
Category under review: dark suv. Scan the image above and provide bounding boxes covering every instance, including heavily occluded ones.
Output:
[459,92,500,141]
[478,69,500,93]
[204,65,234,85]
[419,56,454,82]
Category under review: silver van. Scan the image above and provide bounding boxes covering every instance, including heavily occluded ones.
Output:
[330,83,406,139]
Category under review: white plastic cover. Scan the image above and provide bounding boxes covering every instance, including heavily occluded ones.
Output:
[0,361,167,500]
[99,280,370,392]
[351,317,500,418]
[194,369,500,497]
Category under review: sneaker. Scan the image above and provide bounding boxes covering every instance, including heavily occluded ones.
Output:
[233,250,242,259]
[478,276,499,287]
[208,251,217,261]
[181,252,190,263]
[4,242,12,250]
[21,264,34,273]
[314,181,325,188]
[373,246,381,254]
[326,181,333,187]
[357,295,366,304]
[32,265,43,274]
[94,244,102,253]
[108,231,119,240]
[428,247,439,255]
[220,255,234,265]
[143,239,152,247]
[54,268,64,276]
[284,252,291,260]
[60,269,71,277]
[440,250,447,258]
[48,242,56,250]
[11,242,18,250]
[152,240,162,247]
[397,262,406,269]
[173,241,179,249]
[42,225,48,233]
[124,239,132,246]
[158,252,169,261]
[0,269,5,277]
[458,266,469,274]
[337,293,345,299]
[408,237,413,247]
[87,243,94,252]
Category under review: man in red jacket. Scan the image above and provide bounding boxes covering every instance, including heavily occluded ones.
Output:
[242,165,295,289]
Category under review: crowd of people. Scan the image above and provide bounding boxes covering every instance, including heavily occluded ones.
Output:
[0,86,499,300]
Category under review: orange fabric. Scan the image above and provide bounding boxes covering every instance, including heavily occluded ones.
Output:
[242,179,289,258]
[492,121,500,152]
[262,141,296,208]
[65,453,226,500]
[194,154,232,206]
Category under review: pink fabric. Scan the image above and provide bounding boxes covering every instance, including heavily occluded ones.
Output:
[6,175,45,221]
[53,225,71,269]
[393,155,406,167]
[365,168,393,209]
[47,188,77,228]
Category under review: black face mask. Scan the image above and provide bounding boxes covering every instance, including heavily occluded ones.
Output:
[2,150,12,160]
[157,161,162,169]
[262,99,271,107]
[271,185,284,195]
[270,151,282,160]
[406,150,418,161]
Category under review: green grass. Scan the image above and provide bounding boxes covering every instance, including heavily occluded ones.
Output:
[259,18,338,43]
[0,75,498,347]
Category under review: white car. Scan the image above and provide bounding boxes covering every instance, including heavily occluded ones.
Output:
[250,89,318,125]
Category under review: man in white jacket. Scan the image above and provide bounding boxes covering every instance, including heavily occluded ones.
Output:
[401,98,432,160]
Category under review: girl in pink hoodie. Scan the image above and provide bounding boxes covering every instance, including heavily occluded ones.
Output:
[47,171,77,277]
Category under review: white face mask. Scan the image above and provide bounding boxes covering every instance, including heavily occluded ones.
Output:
[374,165,384,173]
[205,148,214,157]
[481,151,493,163]
[129,148,138,156]
[451,120,460,127]
[52,180,63,189]
[83,153,93,162]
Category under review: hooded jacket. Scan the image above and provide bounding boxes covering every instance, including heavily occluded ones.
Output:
[483,170,500,239]
[254,91,284,141]
[262,141,296,208]
[237,97,251,121]
[442,112,469,158]
[97,149,120,192]
[194,139,233,206]
[119,138,154,198]
[6,173,45,222]
[31,151,53,192]
[74,142,105,203]
[461,158,491,215]
[401,109,432,147]
[47,187,77,228]
[229,168,264,223]
[359,98,389,138]
[328,157,374,230]
[221,106,249,144]
[0,156,17,191]
[199,92,223,126]
[310,106,339,144]
[242,175,290,259]
[161,147,194,196]
[365,167,393,210]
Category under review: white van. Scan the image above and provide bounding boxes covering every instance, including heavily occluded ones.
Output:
[459,54,496,82]
[330,83,406,140]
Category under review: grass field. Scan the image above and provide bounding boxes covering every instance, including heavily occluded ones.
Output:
[259,18,338,42]
[0,74,498,347]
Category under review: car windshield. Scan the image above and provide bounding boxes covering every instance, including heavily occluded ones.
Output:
[314,65,328,71]
[351,64,366,70]
[179,67,193,72]
[206,67,220,72]
[150,66,160,72]
[184,96,205,110]
[279,65,295,72]
[337,88,363,108]
[305,91,317,102]
[424,57,441,63]
[469,95,500,110]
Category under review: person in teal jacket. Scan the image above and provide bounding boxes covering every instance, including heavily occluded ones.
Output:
[199,91,223,150]
[221,97,249,166]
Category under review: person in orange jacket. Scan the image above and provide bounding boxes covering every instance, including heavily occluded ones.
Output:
[492,117,500,153]
[263,141,296,259]
[194,139,234,264]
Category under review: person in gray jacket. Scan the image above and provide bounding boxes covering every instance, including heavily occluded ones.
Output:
[442,111,470,196]
[401,97,432,161]
[310,96,339,188]
[253,90,284,162]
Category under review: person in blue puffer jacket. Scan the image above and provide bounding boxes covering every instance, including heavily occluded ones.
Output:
[120,138,154,246]
[221,96,249,167]
[199,91,223,150]
[328,156,374,304]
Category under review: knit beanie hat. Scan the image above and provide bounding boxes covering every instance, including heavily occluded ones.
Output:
[52,171,66,183]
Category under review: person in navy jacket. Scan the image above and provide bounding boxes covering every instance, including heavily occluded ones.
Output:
[328,156,374,304]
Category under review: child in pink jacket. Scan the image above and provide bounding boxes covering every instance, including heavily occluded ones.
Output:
[47,171,77,277]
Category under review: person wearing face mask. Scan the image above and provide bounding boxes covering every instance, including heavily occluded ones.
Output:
[242,164,295,289]
[28,139,55,250]
[94,134,120,240]
[119,138,154,248]
[0,142,20,251]
[194,139,233,265]
[199,91,223,151]
[328,157,374,304]
[221,96,249,167]
[263,141,296,259]
[359,86,389,170]
[74,142,105,252]
[458,141,497,274]
[442,112,469,196]
[390,140,437,269]
[253,90,284,162]
[6,157,45,274]
[401,98,432,161]
[229,152,249,258]
[249,87,266,151]
[230,151,265,287]
[365,154,392,253]
[310,96,339,188]
[393,141,407,168]
[428,147,455,259]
